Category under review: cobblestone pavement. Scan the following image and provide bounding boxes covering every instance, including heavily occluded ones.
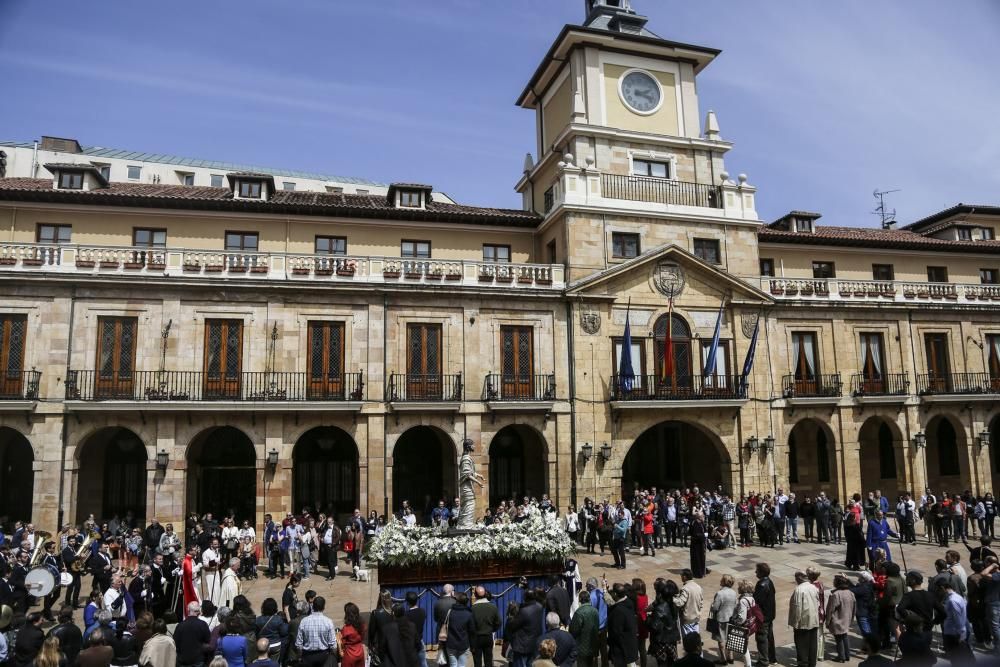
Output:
[55,530,995,665]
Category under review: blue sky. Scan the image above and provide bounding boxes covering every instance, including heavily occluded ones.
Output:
[1,0,998,225]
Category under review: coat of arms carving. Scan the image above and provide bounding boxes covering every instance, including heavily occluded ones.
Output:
[741,312,760,338]
[580,309,601,335]
[654,262,685,298]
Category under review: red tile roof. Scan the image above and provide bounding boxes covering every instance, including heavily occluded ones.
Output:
[0,178,540,227]
[758,223,1000,254]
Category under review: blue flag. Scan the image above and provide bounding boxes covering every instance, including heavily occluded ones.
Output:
[619,309,635,393]
[740,315,760,395]
[703,301,725,377]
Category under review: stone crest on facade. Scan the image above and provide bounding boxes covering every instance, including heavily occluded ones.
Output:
[581,308,601,335]
[741,312,760,338]
[653,261,686,297]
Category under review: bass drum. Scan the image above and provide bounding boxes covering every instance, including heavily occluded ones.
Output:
[25,567,56,598]
[60,571,74,587]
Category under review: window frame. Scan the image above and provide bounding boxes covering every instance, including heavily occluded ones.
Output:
[631,158,671,179]
[981,227,996,241]
[132,228,167,248]
[759,258,775,277]
[791,331,820,381]
[957,226,973,241]
[282,182,295,191]
[210,174,224,188]
[872,264,895,281]
[482,244,511,263]
[224,231,259,252]
[180,173,195,186]
[401,239,431,259]
[546,239,557,264]
[611,232,641,259]
[692,238,721,265]
[36,224,72,244]
[612,335,647,379]
[57,171,84,190]
[314,235,347,256]
[927,266,949,283]
[795,218,814,233]
[399,191,422,208]
[980,268,999,285]
[811,261,836,279]
[126,165,141,180]
[238,181,262,199]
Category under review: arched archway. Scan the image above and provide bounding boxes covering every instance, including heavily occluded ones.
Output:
[488,425,548,507]
[787,419,838,498]
[76,427,147,524]
[926,415,970,494]
[187,427,256,522]
[622,420,730,497]
[392,426,455,523]
[859,417,903,498]
[292,426,359,521]
[991,414,1000,493]
[0,428,34,525]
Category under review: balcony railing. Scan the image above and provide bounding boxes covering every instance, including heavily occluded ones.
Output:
[782,374,842,398]
[610,374,747,401]
[601,174,722,209]
[484,374,556,401]
[850,373,910,397]
[917,372,1000,396]
[0,243,565,289]
[0,370,41,400]
[761,277,1000,304]
[64,370,364,402]
[386,373,462,402]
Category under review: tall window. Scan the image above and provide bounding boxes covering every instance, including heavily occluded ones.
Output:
[759,258,775,277]
[986,334,1000,382]
[307,321,345,398]
[927,266,949,283]
[401,240,431,258]
[500,325,534,399]
[0,315,27,399]
[812,261,835,278]
[872,264,895,281]
[612,232,640,259]
[859,333,885,382]
[613,336,645,391]
[980,269,999,285]
[654,313,693,387]
[95,317,138,399]
[693,238,720,264]
[791,332,819,381]
[483,244,511,263]
[878,422,897,479]
[700,340,729,388]
[924,332,951,391]
[37,224,71,244]
[406,323,443,399]
[315,236,347,255]
[203,319,243,399]
[632,159,670,178]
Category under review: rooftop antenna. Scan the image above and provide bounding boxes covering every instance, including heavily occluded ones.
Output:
[873,189,900,229]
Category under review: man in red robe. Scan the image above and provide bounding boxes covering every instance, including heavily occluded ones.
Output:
[181,544,201,617]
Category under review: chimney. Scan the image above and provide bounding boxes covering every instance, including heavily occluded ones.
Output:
[40,136,82,153]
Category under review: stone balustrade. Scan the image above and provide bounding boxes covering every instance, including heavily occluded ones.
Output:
[760,277,998,303]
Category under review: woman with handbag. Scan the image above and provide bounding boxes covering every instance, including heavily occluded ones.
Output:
[647,578,680,665]
[709,574,737,665]
[221,519,240,565]
[338,602,366,667]
[727,580,756,667]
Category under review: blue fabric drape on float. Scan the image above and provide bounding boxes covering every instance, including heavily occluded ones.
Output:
[387,574,551,646]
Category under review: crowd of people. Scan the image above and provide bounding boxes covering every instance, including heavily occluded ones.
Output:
[1,484,999,667]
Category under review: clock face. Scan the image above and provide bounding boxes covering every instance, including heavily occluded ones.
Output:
[620,70,661,114]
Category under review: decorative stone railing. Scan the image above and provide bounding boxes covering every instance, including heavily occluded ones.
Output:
[759,277,998,303]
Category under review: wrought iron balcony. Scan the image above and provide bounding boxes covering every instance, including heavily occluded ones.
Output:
[610,374,747,401]
[782,373,842,398]
[0,370,41,400]
[386,373,462,402]
[484,374,556,401]
[850,373,910,397]
[64,370,364,402]
[600,174,722,209]
[917,372,1000,396]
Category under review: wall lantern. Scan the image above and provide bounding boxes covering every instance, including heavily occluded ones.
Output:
[155,449,169,470]
[764,435,776,454]
[979,429,991,450]
[746,436,759,454]
[912,431,927,449]
[581,442,594,461]
[599,442,612,461]
[267,448,280,468]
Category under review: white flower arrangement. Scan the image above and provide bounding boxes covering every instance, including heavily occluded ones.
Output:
[367,512,573,567]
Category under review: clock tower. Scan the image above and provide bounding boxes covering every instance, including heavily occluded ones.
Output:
[515,0,759,280]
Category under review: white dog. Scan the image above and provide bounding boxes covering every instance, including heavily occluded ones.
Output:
[353,565,369,582]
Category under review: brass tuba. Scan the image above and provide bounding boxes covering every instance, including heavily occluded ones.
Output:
[70,531,100,572]
[28,531,52,567]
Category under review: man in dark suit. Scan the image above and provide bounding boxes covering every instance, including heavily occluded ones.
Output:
[128,565,152,616]
[62,536,82,608]
[12,612,45,667]
[87,542,114,593]
[506,588,544,667]
[149,554,170,617]
[545,575,572,626]
[9,551,30,613]
[0,564,15,608]
[47,605,83,665]
[753,562,777,666]
[537,612,577,667]
[607,583,638,667]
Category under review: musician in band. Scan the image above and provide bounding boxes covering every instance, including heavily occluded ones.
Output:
[103,573,131,623]
[41,541,62,621]
[61,535,82,608]
[87,541,114,593]
[0,564,14,608]
[10,550,30,613]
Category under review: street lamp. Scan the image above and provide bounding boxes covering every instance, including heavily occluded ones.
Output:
[267,448,279,468]
[581,442,594,461]
[155,449,169,471]
[746,436,759,454]
[599,442,612,462]
[764,435,776,454]
[979,428,991,450]
[912,432,927,449]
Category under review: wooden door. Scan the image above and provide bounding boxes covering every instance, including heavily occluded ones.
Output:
[307,321,345,399]
[204,319,243,399]
[924,333,951,392]
[0,316,26,399]
[406,323,442,399]
[95,317,138,399]
[500,326,534,399]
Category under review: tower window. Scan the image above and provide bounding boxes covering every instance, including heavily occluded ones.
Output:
[632,159,670,179]
[693,238,720,264]
[612,232,640,259]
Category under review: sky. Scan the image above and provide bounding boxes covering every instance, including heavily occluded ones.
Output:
[1,0,998,226]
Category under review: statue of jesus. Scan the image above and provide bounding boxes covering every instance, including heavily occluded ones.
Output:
[456,438,485,529]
